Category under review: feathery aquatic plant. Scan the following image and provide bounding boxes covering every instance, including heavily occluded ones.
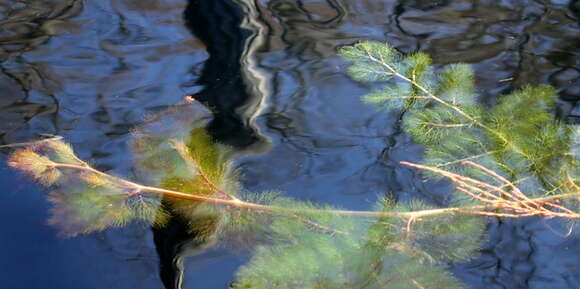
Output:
[5,42,579,288]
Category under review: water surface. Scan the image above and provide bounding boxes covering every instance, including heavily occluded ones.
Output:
[1,0,579,288]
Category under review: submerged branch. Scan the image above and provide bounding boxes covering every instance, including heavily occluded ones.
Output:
[401,161,580,219]
[36,157,580,220]
[53,162,262,209]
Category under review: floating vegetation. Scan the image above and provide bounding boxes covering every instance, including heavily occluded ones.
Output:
[6,42,578,288]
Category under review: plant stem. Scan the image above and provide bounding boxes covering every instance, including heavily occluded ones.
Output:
[52,161,579,220]
[54,163,262,208]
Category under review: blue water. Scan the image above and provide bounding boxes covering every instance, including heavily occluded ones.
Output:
[1,0,579,288]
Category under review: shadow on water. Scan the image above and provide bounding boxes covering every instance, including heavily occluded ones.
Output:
[183,0,257,147]
[153,1,258,288]
[0,0,579,288]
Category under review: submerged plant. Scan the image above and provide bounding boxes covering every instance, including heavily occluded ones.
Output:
[6,42,579,288]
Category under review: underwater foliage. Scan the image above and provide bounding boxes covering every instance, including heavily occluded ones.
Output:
[7,140,170,236]
[5,42,579,288]
[130,104,239,241]
[232,197,483,289]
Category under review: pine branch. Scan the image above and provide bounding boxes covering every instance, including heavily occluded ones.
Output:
[6,42,578,289]
[8,139,578,223]
[341,41,576,205]
[353,43,528,157]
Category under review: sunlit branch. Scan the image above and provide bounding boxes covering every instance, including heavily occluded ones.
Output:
[33,156,580,220]
[401,161,580,219]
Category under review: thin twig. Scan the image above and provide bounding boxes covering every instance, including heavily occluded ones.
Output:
[402,161,580,219]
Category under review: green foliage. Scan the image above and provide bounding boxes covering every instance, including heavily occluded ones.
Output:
[340,41,577,198]
[130,104,238,242]
[485,86,574,187]
[233,197,478,289]
[340,42,436,110]
[7,142,169,236]
[234,235,465,289]
[340,41,398,83]
[8,106,484,288]
[436,64,476,106]
[374,198,486,262]
[47,186,169,236]
[130,104,214,183]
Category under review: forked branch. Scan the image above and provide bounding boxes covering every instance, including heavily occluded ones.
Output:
[401,161,580,219]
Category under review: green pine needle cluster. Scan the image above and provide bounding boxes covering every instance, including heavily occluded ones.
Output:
[339,41,578,198]
[130,105,240,241]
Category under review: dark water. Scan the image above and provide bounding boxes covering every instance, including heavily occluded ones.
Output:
[0,0,579,288]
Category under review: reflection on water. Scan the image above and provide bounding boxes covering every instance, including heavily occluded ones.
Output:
[0,0,578,288]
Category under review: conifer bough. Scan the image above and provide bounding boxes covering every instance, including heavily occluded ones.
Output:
[8,139,578,222]
[5,41,579,289]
